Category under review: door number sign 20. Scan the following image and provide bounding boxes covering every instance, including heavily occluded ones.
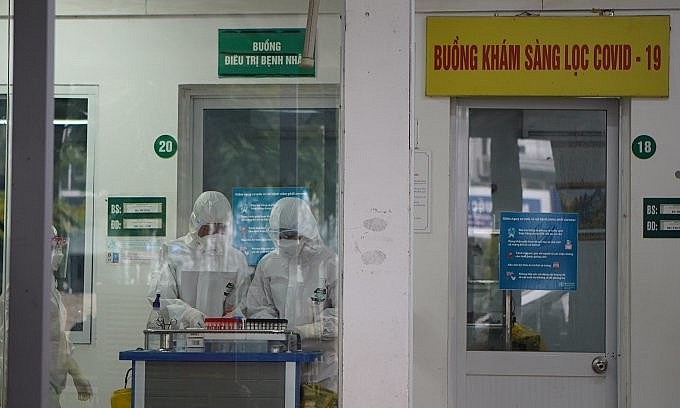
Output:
[154,134,178,159]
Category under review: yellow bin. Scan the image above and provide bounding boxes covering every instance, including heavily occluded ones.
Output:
[110,387,131,408]
[110,368,132,408]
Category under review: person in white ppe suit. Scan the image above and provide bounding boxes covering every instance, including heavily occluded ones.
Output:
[148,191,250,328]
[49,226,92,407]
[245,197,338,391]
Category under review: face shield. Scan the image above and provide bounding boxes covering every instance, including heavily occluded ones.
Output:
[189,191,233,243]
[196,222,227,237]
[268,197,321,249]
[50,227,70,285]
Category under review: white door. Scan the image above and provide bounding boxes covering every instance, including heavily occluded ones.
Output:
[450,98,619,408]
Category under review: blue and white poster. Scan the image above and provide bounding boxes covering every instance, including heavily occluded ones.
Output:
[232,187,309,265]
[499,212,578,291]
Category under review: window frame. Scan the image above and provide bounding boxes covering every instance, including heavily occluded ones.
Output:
[54,84,97,344]
[177,84,340,237]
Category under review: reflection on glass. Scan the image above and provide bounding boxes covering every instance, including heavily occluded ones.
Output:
[202,108,338,250]
[17,1,348,406]
[0,96,89,334]
[53,97,90,337]
[466,108,607,352]
[0,96,5,282]
[199,100,340,399]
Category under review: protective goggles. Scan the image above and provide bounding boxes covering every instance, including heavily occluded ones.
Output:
[198,223,226,235]
[51,235,68,250]
[277,229,299,240]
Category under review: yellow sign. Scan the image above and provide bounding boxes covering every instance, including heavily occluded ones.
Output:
[426,16,669,96]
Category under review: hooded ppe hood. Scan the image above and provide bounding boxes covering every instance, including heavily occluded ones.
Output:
[189,191,233,245]
[268,197,321,252]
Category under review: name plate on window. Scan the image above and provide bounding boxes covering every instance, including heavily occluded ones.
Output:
[643,198,680,238]
[108,196,166,237]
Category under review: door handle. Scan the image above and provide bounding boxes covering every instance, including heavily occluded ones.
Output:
[591,356,608,374]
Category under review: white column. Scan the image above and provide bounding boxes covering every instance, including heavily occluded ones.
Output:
[343,0,413,407]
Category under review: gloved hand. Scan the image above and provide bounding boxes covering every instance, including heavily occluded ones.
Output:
[181,306,205,328]
[73,374,92,401]
[67,356,92,401]
[296,322,323,339]
[296,308,338,340]
[167,303,186,329]
[320,308,338,338]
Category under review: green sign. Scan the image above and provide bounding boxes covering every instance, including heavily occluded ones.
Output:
[108,196,166,237]
[218,28,315,77]
[632,134,656,159]
[154,134,177,158]
[643,198,680,238]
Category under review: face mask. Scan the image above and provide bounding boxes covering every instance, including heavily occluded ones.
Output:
[51,248,64,272]
[278,239,303,258]
[200,234,227,255]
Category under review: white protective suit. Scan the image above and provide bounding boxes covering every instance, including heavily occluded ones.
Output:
[245,197,338,389]
[49,226,92,407]
[147,191,251,327]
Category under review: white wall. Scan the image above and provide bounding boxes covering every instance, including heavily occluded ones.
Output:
[412,15,450,406]
[628,12,680,404]
[51,12,342,407]
[413,2,680,408]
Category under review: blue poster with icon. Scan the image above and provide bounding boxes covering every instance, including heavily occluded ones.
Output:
[232,187,309,265]
[498,211,578,291]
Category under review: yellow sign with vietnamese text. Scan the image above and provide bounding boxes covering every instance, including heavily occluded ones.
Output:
[426,16,669,96]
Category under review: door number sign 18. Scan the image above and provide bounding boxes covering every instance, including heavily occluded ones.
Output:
[154,134,178,159]
[632,134,656,159]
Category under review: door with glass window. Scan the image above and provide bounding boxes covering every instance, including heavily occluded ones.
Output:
[451,98,619,407]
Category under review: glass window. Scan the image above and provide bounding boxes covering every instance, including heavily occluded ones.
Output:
[0,94,93,342]
[201,103,338,252]
[467,108,607,353]
[53,95,94,343]
[17,3,346,407]
[0,95,6,287]
[179,84,341,394]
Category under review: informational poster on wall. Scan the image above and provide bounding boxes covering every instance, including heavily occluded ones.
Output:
[499,211,578,291]
[105,238,164,266]
[413,150,431,233]
[232,187,310,265]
